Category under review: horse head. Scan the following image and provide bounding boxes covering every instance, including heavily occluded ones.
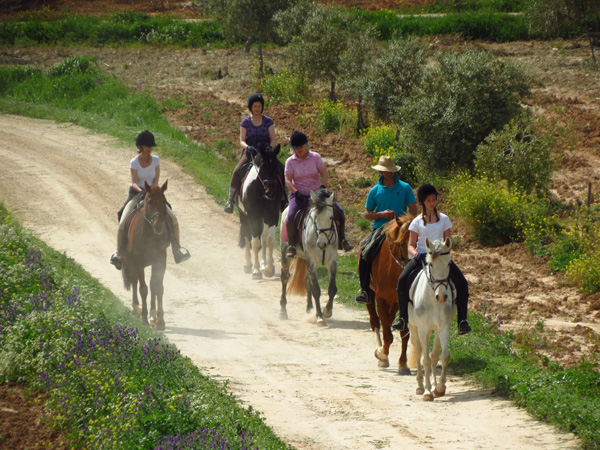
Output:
[253,144,282,201]
[309,188,336,250]
[144,180,168,235]
[425,237,452,304]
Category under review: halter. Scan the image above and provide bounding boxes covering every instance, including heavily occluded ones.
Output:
[250,153,278,200]
[306,203,336,265]
[143,195,164,230]
[424,250,452,293]
[387,239,410,269]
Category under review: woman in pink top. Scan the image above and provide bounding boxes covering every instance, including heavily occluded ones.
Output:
[284,131,353,257]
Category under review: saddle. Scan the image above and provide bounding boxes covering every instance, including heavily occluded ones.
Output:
[281,205,309,247]
[359,226,386,264]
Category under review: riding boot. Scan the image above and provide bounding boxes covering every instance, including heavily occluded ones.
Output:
[354,258,370,304]
[334,210,354,252]
[286,220,297,258]
[224,187,238,214]
[392,290,409,331]
[456,297,472,335]
[169,221,191,264]
[110,229,127,270]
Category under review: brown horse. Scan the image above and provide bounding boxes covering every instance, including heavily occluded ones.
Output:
[121,181,171,330]
[359,213,413,374]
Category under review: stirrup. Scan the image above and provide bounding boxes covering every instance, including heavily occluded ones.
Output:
[354,290,368,304]
[341,239,354,252]
[110,252,122,270]
[174,247,191,264]
[224,201,234,214]
[391,317,407,331]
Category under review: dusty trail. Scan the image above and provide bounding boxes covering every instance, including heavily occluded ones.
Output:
[0,115,580,450]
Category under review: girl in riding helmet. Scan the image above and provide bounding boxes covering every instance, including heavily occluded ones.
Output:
[392,183,471,335]
[284,131,353,257]
[110,130,190,269]
[224,93,285,213]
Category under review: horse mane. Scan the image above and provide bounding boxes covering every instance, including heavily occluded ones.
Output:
[429,238,450,259]
[309,188,332,211]
[382,213,414,244]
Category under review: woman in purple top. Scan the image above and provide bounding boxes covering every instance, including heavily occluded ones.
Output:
[284,131,354,257]
[224,93,279,213]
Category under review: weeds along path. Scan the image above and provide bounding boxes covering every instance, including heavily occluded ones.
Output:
[0,114,580,450]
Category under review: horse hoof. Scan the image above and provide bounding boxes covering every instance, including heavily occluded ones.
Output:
[244,264,252,274]
[433,388,446,398]
[378,359,390,368]
[416,387,425,395]
[279,310,288,320]
[252,271,262,280]
[155,322,166,331]
[263,266,275,278]
[423,393,434,402]
[316,318,326,326]
[132,306,141,316]
[322,307,332,319]
[398,366,412,376]
[374,347,388,362]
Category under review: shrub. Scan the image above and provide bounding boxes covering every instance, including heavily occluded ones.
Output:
[315,100,357,137]
[262,69,310,104]
[361,124,396,156]
[448,173,548,245]
[474,112,556,197]
[549,231,584,273]
[566,251,600,294]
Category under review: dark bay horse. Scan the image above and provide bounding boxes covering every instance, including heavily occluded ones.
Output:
[238,144,283,279]
[121,180,171,330]
[359,213,413,373]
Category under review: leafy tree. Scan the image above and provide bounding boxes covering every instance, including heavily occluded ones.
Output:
[197,0,294,75]
[399,48,532,175]
[474,112,556,197]
[526,0,600,63]
[275,2,370,100]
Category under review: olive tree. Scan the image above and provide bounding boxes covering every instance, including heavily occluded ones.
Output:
[275,3,371,100]
[526,0,600,63]
[399,48,532,175]
[197,0,294,75]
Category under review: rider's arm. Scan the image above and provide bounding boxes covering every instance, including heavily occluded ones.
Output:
[364,208,394,222]
[130,168,143,192]
[154,164,160,187]
[268,124,277,148]
[408,230,419,258]
[318,165,329,187]
[443,227,451,240]
[285,173,297,194]
[240,126,249,150]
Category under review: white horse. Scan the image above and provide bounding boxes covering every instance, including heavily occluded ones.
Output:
[280,189,338,324]
[407,237,456,401]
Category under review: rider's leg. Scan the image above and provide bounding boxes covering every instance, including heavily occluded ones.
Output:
[224,150,249,213]
[392,258,419,331]
[285,195,300,258]
[333,203,353,252]
[355,257,372,304]
[110,192,142,269]
[450,261,471,334]
[166,207,191,264]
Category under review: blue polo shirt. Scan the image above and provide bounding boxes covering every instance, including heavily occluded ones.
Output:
[365,174,415,229]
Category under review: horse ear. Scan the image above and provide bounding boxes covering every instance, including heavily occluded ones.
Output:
[161,180,168,192]
[425,237,431,249]
[310,190,318,202]
[144,181,151,191]
[273,144,281,156]
[331,191,336,203]
[445,237,451,250]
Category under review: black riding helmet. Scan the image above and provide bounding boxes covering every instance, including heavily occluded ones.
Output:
[417,183,438,204]
[247,93,264,113]
[290,131,308,148]
[136,130,156,148]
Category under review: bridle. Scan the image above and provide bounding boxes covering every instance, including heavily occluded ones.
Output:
[424,250,452,293]
[306,203,336,265]
[387,239,410,269]
[143,195,165,231]
[250,154,279,200]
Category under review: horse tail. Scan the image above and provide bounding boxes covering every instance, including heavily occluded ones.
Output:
[287,257,307,296]
[238,210,249,248]
[407,339,418,369]
[121,261,132,292]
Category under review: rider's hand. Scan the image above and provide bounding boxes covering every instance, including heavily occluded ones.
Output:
[294,191,307,202]
[415,252,427,263]
[246,146,257,156]
[319,185,326,190]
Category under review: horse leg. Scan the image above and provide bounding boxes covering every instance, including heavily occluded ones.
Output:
[398,329,411,375]
[322,260,337,319]
[419,328,434,401]
[251,235,262,280]
[150,263,166,331]
[261,224,276,278]
[434,327,451,398]
[131,278,141,317]
[411,327,425,395]
[279,243,290,320]
[138,269,149,325]
[243,237,253,274]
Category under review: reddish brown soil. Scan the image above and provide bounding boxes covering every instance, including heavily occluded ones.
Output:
[1,1,600,449]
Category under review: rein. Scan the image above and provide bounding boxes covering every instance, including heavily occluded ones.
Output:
[387,239,409,269]
[425,250,451,292]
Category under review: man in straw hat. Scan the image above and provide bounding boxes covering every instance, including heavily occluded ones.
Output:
[355,155,417,304]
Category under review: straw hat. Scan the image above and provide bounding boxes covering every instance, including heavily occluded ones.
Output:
[371,155,400,172]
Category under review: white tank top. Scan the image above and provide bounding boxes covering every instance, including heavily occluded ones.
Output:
[130,155,160,189]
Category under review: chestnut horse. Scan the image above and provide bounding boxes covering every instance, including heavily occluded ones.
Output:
[121,181,171,330]
[359,213,413,373]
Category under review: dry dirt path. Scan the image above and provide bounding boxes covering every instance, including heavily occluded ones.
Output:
[0,114,580,450]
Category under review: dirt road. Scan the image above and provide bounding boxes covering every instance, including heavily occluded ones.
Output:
[0,114,580,450]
